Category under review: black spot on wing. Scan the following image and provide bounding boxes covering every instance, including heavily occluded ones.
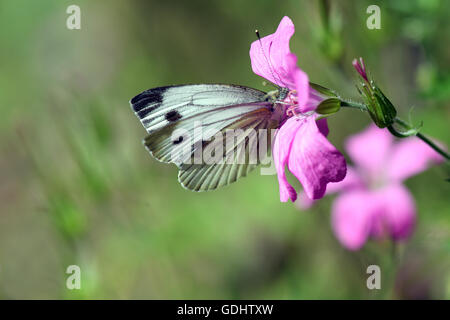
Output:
[165,110,182,122]
[173,135,184,145]
[130,86,171,112]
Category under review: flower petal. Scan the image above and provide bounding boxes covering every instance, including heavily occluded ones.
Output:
[372,184,416,240]
[332,190,376,250]
[287,116,347,200]
[273,116,301,202]
[345,124,392,176]
[325,166,365,194]
[297,167,364,209]
[316,118,329,137]
[332,184,416,250]
[250,16,296,88]
[285,53,311,111]
[387,137,444,182]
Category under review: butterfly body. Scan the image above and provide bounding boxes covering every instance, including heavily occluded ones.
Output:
[130,84,288,191]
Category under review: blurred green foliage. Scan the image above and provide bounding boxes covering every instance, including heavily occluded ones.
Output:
[0,0,448,299]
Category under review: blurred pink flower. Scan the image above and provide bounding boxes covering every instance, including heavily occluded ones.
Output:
[309,124,443,250]
[250,16,346,202]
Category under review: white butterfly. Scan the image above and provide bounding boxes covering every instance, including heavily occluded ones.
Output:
[130,84,288,191]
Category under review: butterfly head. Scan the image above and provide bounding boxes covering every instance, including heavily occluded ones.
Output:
[264,87,289,103]
[278,87,289,101]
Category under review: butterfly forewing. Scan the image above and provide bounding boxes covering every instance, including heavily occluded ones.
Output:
[130,84,284,191]
[132,84,267,132]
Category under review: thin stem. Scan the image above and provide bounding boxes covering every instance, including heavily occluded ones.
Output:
[416,133,449,160]
[341,100,450,160]
[394,118,450,160]
[340,100,367,111]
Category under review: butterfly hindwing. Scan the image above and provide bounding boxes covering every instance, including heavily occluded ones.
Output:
[177,108,280,191]
[130,84,284,191]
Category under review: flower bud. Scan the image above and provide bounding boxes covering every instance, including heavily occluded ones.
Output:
[316,98,341,115]
[353,57,397,128]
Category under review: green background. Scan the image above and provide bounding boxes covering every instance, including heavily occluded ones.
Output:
[0,0,449,299]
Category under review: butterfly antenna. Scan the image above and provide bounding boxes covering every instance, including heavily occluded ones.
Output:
[255,29,288,89]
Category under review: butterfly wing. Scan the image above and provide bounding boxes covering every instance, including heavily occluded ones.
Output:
[130,84,284,191]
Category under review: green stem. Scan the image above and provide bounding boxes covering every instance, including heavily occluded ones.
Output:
[341,100,450,160]
[340,100,367,111]
[394,118,450,160]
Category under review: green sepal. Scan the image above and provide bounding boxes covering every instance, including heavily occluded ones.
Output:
[372,87,397,128]
[359,83,397,128]
[309,82,337,97]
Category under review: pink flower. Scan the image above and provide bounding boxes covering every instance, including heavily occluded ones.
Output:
[327,125,443,250]
[250,16,346,202]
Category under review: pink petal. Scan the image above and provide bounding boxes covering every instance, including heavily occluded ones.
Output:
[287,116,347,200]
[316,118,329,137]
[249,16,296,88]
[297,165,365,209]
[286,53,310,111]
[372,184,416,240]
[294,118,330,208]
[345,124,393,176]
[332,184,416,250]
[273,116,301,202]
[387,137,445,182]
[332,190,377,250]
[296,72,313,112]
